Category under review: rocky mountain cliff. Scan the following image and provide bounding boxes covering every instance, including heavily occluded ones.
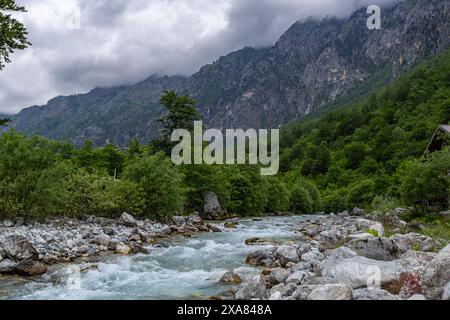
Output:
[9,0,450,147]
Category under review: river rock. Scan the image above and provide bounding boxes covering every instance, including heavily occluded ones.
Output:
[118,212,137,227]
[442,282,450,300]
[400,250,436,265]
[351,208,365,216]
[320,247,420,289]
[115,243,131,255]
[408,294,427,300]
[355,219,384,237]
[235,276,267,300]
[346,237,400,261]
[93,234,111,246]
[422,244,450,300]
[2,219,14,227]
[246,250,274,267]
[202,191,224,220]
[286,271,309,285]
[219,271,242,284]
[268,291,283,300]
[129,242,149,254]
[308,284,353,300]
[1,235,39,261]
[0,259,16,273]
[390,233,436,253]
[266,268,290,285]
[224,222,238,229]
[275,246,300,266]
[352,288,401,300]
[187,212,202,225]
[316,229,344,250]
[15,259,47,276]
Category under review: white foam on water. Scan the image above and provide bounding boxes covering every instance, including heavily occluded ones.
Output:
[0,215,307,300]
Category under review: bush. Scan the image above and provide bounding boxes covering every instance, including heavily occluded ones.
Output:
[122,152,187,217]
[290,183,313,214]
[265,177,290,213]
[322,187,348,213]
[398,148,450,213]
[345,179,376,209]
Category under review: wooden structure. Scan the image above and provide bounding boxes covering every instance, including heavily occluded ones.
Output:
[422,124,450,159]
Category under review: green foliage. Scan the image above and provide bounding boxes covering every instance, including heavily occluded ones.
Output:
[122,152,186,217]
[265,176,290,213]
[366,229,379,237]
[345,179,376,209]
[290,182,314,214]
[154,90,201,154]
[398,148,450,213]
[0,0,31,69]
[280,48,450,212]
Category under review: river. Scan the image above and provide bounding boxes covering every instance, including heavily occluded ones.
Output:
[0,215,308,300]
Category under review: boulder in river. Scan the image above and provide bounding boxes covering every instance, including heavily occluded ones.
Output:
[246,250,274,267]
[1,235,39,261]
[15,260,47,276]
[219,271,242,284]
[115,243,131,255]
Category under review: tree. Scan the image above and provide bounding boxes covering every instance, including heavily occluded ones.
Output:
[0,0,31,70]
[154,91,201,155]
[122,152,187,218]
[290,183,313,214]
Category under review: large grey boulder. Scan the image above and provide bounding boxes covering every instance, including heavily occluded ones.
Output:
[353,288,401,300]
[355,219,384,237]
[390,233,436,253]
[118,212,137,227]
[346,237,400,261]
[320,247,420,289]
[275,246,300,266]
[422,245,450,300]
[308,284,353,300]
[1,235,39,261]
[202,191,224,220]
[235,276,267,300]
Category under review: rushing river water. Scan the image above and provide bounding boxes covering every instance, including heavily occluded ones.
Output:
[0,216,309,300]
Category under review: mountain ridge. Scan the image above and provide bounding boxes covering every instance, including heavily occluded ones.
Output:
[9,0,450,147]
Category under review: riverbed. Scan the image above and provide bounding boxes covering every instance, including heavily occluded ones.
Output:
[0,216,308,300]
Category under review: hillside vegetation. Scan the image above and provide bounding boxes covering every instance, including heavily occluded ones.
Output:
[0,49,449,220]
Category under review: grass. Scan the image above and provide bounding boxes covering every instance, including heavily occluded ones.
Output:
[366,229,380,237]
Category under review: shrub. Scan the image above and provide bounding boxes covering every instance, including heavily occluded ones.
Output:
[345,179,376,209]
[290,183,313,214]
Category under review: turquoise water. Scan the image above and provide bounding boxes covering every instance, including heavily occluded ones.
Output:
[0,216,306,300]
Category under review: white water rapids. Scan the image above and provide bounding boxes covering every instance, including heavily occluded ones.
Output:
[0,216,309,300]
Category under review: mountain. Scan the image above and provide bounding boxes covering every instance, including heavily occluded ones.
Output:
[10,0,450,147]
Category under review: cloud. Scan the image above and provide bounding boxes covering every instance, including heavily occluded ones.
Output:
[0,0,401,114]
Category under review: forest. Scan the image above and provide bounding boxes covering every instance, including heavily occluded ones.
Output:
[0,48,449,221]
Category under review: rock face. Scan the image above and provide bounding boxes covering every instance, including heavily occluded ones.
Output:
[10,0,450,147]
[422,245,450,300]
[202,192,224,220]
[1,235,39,261]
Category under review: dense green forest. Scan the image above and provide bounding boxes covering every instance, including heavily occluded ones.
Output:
[0,49,449,220]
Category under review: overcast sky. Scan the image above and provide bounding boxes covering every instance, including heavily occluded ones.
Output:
[0,0,400,114]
